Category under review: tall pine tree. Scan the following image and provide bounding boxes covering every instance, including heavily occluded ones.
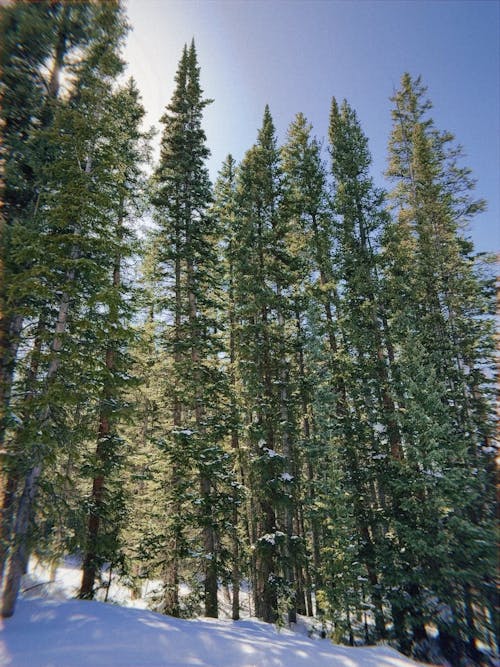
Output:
[151,41,229,618]
[383,73,496,661]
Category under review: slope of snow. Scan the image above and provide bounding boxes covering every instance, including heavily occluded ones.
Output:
[0,559,430,667]
[0,595,428,667]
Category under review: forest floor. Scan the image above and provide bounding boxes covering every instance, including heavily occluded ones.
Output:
[0,558,430,667]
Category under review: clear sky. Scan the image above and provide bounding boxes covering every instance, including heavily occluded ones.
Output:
[122,0,499,254]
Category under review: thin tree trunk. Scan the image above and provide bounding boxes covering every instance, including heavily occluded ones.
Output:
[0,317,44,584]
[297,503,313,616]
[294,307,315,617]
[164,246,183,618]
[254,497,277,623]
[187,247,218,619]
[463,583,478,657]
[0,475,17,586]
[80,194,124,600]
[229,273,240,621]
[1,256,75,617]
[230,490,240,621]
[79,354,112,600]
[277,286,296,624]
[249,215,278,624]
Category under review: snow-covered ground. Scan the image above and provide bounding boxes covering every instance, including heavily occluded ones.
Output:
[0,559,428,667]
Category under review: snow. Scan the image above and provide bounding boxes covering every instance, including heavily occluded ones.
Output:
[258,531,286,546]
[0,598,428,667]
[262,447,282,459]
[0,561,428,667]
[423,469,444,479]
[172,428,195,436]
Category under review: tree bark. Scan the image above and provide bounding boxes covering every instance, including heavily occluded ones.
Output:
[80,193,123,599]
[0,317,44,584]
[229,272,240,621]
[1,238,77,617]
[277,285,296,624]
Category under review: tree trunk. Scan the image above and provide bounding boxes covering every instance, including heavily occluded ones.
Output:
[228,350,241,620]
[80,196,123,600]
[229,270,240,621]
[0,474,18,586]
[0,318,44,583]
[391,599,410,655]
[1,246,77,617]
[201,472,218,618]
[187,246,218,619]
[163,247,183,618]
[297,504,314,616]
[163,548,179,617]
[254,498,277,623]
[231,499,240,621]
[79,411,109,599]
[1,464,41,617]
[277,287,296,624]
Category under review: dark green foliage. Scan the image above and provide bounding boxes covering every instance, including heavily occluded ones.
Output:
[0,14,495,666]
[148,41,232,618]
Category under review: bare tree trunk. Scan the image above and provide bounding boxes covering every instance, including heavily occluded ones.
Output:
[254,497,277,623]
[0,475,18,586]
[0,315,25,578]
[296,503,313,616]
[163,547,179,616]
[0,94,6,450]
[294,307,315,617]
[230,499,240,621]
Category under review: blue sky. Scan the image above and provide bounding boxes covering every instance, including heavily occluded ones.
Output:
[123,0,499,254]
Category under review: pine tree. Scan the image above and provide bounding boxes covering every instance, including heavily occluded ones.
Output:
[151,41,228,618]
[280,112,332,618]
[383,73,497,660]
[79,79,149,599]
[0,0,129,617]
[212,154,245,621]
[232,106,301,623]
[0,1,94,577]
[328,97,409,641]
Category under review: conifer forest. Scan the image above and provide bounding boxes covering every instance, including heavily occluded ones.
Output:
[0,2,497,666]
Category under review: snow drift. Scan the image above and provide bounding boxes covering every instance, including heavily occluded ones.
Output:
[0,594,427,667]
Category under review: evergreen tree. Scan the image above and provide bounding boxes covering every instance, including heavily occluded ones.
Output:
[151,41,229,618]
[79,79,149,599]
[280,112,332,618]
[0,0,129,617]
[383,73,496,661]
[212,154,245,621]
[0,0,94,576]
[232,106,301,623]
[328,97,404,642]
